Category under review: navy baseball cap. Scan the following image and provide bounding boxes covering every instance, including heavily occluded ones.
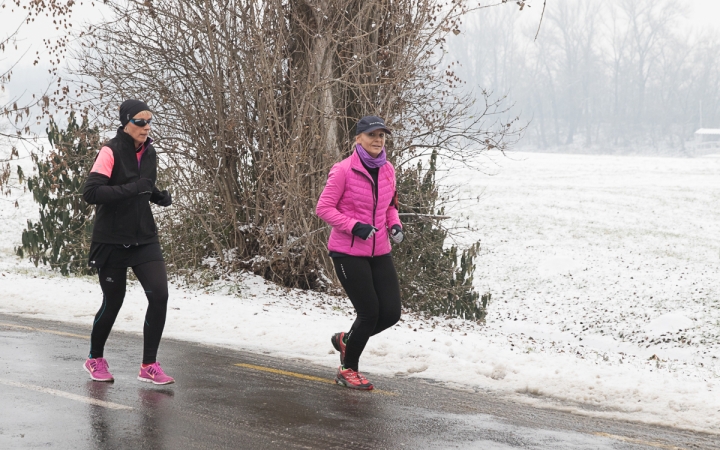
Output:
[355,116,391,135]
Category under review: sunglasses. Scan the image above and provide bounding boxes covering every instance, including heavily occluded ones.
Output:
[129,118,152,127]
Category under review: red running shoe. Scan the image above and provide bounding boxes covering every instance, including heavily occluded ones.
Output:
[335,366,373,390]
[331,332,346,365]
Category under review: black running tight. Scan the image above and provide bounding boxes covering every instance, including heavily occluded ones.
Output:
[333,253,401,372]
[89,260,169,364]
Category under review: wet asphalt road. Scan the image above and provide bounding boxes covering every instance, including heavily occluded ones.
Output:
[0,313,716,450]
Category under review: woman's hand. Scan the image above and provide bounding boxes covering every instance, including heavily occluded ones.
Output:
[352,223,379,240]
[390,224,404,244]
[156,190,172,207]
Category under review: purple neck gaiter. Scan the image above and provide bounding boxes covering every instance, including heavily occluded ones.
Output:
[356,143,387,168]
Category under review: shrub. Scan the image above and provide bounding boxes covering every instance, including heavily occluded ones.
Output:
[394,149,489,321]
[16,113,98,275]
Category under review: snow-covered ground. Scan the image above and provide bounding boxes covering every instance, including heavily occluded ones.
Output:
[1,150,719,434]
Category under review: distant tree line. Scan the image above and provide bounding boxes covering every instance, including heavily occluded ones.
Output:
[451,0,720,152]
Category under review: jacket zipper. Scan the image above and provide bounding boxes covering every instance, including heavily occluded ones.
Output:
[135,201,140,245]
[353,167,378,257]
[134,146,146,245]
[371,181,377,257]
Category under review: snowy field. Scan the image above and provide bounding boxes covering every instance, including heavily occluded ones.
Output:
[1,150,719,434]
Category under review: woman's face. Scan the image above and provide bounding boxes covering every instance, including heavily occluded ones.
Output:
[124,111,152,147]
[355,130,387,157]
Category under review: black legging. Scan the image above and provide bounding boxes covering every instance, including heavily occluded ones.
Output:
[333,253,401,372]
[89,260,169,364]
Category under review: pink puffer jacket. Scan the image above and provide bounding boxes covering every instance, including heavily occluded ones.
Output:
[316,150,401,257]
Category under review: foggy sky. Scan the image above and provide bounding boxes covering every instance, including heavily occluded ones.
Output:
[2,0,720,150]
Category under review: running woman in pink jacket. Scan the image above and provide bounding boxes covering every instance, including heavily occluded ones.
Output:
[316,116,404,390]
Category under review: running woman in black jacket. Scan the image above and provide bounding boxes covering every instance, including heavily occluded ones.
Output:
[82,99,174,385]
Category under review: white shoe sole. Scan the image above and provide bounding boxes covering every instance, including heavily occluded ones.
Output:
[137,376,174,385]
[83,362,114,382]
[335,377,373,390]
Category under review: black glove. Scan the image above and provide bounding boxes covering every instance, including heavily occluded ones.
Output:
[156,190,172,207]
[136,178,154,195]
[352,222,378,240]
[390,224,404,244]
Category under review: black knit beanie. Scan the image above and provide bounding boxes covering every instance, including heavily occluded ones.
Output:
[119,99,151,126]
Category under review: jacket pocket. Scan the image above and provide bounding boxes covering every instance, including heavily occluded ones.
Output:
[137,201,157,237]
[351,235,355,248]
[113,199,135,233]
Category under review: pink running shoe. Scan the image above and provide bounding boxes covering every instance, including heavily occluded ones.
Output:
[137,362,175,385]
[84,357,114,382]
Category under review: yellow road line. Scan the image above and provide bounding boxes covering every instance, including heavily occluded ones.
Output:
[234,363,397,396]
[593,432,686,450]
[0,322,88,339]
[0,377,133,410]
[235,363,335,384]
[1,322,397,396]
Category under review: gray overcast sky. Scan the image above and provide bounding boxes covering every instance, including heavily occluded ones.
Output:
[2,0,719,105]
[487,0,720,41]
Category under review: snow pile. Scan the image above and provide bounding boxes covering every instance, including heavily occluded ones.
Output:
[1,150,719,434]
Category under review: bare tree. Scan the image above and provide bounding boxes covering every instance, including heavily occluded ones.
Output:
[1,0,74,193]
[42,0,518,317]
[554,1,602,145]
[618,0,685,139]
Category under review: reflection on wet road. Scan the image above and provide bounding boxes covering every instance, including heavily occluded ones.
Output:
[0,314,715,449]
